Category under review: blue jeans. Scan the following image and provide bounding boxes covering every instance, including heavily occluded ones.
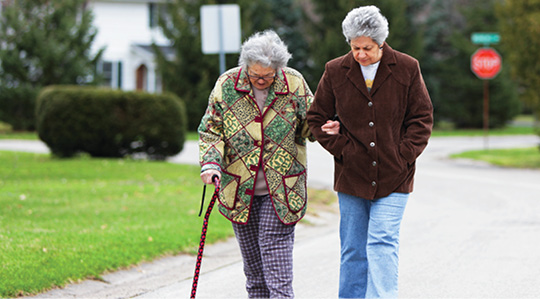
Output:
[338,192,409,299]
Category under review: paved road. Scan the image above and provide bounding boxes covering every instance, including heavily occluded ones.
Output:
[3,135,540,298]
[400,136,540,298]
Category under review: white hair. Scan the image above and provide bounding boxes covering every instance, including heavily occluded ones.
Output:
[238,30,292,70]
[342,5,389,45]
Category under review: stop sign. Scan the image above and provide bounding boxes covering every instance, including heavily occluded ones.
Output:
[471,47,502,79]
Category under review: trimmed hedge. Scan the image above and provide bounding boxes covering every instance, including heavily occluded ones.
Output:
[36,86,187,159]
[0,85,39,131]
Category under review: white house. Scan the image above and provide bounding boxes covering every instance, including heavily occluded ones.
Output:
[88,0,172,93]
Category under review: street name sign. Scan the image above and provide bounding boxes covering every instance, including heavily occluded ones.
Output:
[471,32,500,45]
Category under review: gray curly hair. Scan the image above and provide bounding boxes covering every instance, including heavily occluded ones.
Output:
[238,30,292,70]
[342,5,389,45]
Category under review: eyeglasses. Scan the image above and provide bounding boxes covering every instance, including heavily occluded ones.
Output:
[247,72,276,81]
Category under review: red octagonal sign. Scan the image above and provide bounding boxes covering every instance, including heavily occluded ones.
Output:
[471,47,502,79]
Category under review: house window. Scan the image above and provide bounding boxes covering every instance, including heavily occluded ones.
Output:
[97,60,122,88]
[149,3,164,28]
[149,3,157,27]
[100,61,113,87]
[149,3,167,28]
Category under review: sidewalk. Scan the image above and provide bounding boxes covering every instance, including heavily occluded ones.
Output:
[0,139,49,153]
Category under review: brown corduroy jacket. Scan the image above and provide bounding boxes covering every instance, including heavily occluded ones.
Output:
[307,43,433,200]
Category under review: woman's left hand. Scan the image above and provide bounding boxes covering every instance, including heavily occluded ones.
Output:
[321,120,340,135]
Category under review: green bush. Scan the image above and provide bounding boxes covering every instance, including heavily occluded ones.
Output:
[0,85,39,131]
[0,121,13,133]
[36,86,187,159]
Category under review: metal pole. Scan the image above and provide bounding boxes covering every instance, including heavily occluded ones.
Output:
[218,5,226,75]
[483,80,490,150]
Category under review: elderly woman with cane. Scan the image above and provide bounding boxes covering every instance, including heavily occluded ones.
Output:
[198,30,316,298]
[307,5,433,299]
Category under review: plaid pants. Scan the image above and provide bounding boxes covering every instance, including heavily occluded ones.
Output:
[232,194,296,298]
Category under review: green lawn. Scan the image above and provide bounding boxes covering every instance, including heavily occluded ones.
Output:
[432,125,536,137]
[0,131,39,140]
[187,131,198,141]
[0,151,233,297]
[450,147,540,169]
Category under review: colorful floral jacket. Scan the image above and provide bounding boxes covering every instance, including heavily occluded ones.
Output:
[198,66,313,225]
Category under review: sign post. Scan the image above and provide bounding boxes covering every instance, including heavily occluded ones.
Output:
[200,4,241,74]
[471,33,502,150]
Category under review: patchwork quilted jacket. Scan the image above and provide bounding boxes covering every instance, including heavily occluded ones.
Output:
[198,66,314,225]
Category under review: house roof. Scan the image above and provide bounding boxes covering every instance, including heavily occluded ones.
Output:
[134,44,175,59]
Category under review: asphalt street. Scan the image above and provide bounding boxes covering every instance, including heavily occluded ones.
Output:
[2,135,540,298]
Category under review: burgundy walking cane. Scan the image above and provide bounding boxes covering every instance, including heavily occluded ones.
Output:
[190,174,220,299]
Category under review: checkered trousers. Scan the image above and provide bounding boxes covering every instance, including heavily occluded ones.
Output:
[232,194,296,298]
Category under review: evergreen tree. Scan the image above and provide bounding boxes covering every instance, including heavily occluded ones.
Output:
[303,0,356,87]
[0,0,102,130]
[497,0,540,122]
[153,0,218,132]
[266,0,310,76]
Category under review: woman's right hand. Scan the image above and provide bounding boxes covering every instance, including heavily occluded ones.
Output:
[200,169,221,184]
[321,120,340,135]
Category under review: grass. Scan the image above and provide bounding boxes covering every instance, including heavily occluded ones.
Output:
[513,114,536,123]
[432,125,536,137]
[0,131,39,140]
[187,131,198,141]
[450,147,540,169]
[0,151,233,297]
[305,188,338,217]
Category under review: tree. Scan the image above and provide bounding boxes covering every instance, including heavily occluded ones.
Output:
[0,0,102,130]
[153,0,218,132]
[266,0,310,76]
[421,0,519,128]
[496,0,540,121]
[302,0,356,88]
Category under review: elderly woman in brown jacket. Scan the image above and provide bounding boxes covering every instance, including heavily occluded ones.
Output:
[307,5,433,299]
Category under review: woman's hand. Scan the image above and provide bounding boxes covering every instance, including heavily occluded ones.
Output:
[321,120,340,135]
[200,169,221,184]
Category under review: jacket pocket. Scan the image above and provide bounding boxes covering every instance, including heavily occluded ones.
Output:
[340,137,360,169]
[282,170,307,213]
[219,170,241,211]
[389,145,408,179]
